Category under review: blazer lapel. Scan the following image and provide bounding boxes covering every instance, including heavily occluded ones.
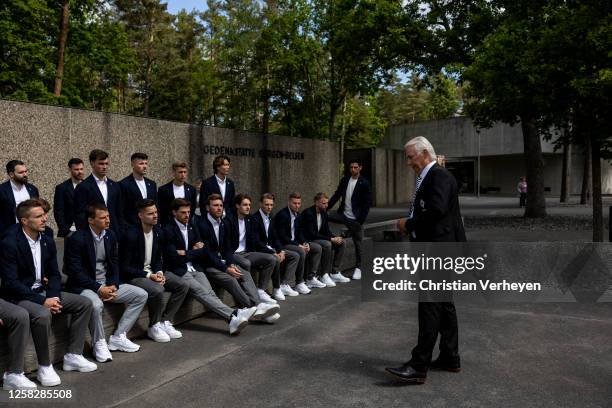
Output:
[17,232,36,278]
[84,231,97,273]
[4,182,16,211]
[88,175,105,204]
[137,226,146,264]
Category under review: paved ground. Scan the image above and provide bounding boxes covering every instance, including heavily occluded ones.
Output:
[10,281,611,408]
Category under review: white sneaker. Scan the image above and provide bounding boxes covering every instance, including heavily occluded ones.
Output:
[280,284,299,297]
[162,321,183,339]
[229,307,255,335]
[148,322,171,343]
[330,272,350,283]
[294,282,311,294]
[306,277,326,288]
[258,289,278,304]
[36,365,61,387]
[2,372,37,390]
[263,313,280,324]
[320,273,337,287]
[252,302,280,320]
[62,354,97,372]
[93,338,113,363]
[352,267,362,280]
[109,333,140,352]
[272,288,286,301]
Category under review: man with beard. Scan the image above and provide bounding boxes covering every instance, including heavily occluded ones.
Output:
[54,158,85,238]
[0,160,39,236]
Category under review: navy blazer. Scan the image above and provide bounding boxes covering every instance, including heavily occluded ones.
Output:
[195,214,235,267]
[301,206,333,241]
[74,174,124,237]
[53,179,76,237]
[0,180,39,235]
[162,219,223,276]
[0,228,62,304]
[328,175,372,224]
[405,164,467,242]
[199,175,235,216]
[119,224,163,282]
[251,210,283,254]
[273,206,306,246]
[225,213,258,253]
[157,182,197,225]
[119,174,158,226]
[64,228,120,293]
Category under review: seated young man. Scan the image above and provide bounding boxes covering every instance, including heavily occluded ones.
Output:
[195,194,279,321]
[119,200,190,342]
[0,199,97,388]
[250,193,300,301]
[64,203,148,363]
[300,193,348,287]
[163,198,257,335]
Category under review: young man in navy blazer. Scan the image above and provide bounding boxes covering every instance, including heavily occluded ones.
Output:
[0,160,39,236]
[53,158,85,238]
[73,149,125,239]
[119,152,158,226]
[119,199,189,342]
[196,194,279,320]
[162,198,257,335]
[157,161,198,225]
[328,159,372,280]
[300,193,347,288]
[0,199,97,387]
[199,155,236,217]
[64,202,147,363]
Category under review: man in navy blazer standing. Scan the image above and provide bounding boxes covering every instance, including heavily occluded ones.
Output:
[53,158,85,238]
[328,159,372,280]
[119,152,158,226]
[0,199,97,387]
[157,161,198,225]
[0,160,39,236]
[73,149,125,238]
[199,155,236,217]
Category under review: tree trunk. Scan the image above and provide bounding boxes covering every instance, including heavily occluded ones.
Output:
[339,95,347,173]
[262,63,270,134]
[580,133,592,205]
[591,137,603,241]
[520,115,547,217]
[53,0,70,97]
[560,141,571,203]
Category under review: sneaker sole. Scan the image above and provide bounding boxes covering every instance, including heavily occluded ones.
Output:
[3,384,37,391]
[253,305,280,320]
[229,319,248,335]
[37,378,61,387]
[148,335,171,343]
[63,363,97,373]
[108,345,140,352]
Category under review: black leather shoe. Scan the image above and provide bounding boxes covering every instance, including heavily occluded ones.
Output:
[385,365,427,384]
[430,358,461,373]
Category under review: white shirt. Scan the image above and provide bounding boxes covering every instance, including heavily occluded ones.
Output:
[207,213,222,244]
[236,217,247,253]
[174,219,196,272]
[135,177,147,199]
[24,230,42,290]
[93,174,108,204]
[289,208,297,241]
[259,209,274,251]
[143,230,153,275]
[316,212,322,232]
[215,175,227,200]
[344,177,358,220]
[90,226,106,242]
[11,180,31,221]
[173,183,185,199]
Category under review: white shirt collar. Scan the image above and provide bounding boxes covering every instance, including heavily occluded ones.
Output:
[418,161,436,181]
[93,173,107,183]
[259,208,270,220]
[207,213,221,226]
[23,229,41,245]
[174,218,188,231]
[10,179,25,191]
[89,226,106,241]
[215,174,226,185]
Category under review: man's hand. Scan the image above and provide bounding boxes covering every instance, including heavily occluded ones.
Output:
[98,285,117,301]
[43,298,62,314]
[176,249,186,256]
[331,236,344,245]
[192,242,204,250]
[300,243,310,253]
[275,251,286,262]
[226,265,243,278]
[150,272,165,284]
[397,218,407,235]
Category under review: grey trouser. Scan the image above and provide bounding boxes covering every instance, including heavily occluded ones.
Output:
[129,272,190,326]
[282,245,308,284]
[342,215,364,267]
[304,241,323,280]
[80,284,147,343]
[205,264,261,308]
[180,270,234,321]
[0,299,30,373]
[233,252,276,290]
[274,249,300,287]
[17,292,93,366]
[314,239,346,276]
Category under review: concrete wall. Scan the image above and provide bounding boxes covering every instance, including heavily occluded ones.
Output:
[0,100,340,230]
[372,148,414,206]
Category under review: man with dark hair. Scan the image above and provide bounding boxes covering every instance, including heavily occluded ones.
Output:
[54,158,85,237]
[120,199,189,342]
[301,193,347,287]
[199,155,235,217]
[226,194,279,308]
[73,149,125,238]
[119,153,158,226]
[0,299,38,389]
[273,192,324,294]
[0,160,39,235]
[64,202,147,363]
[251,193,300,301]
[196,194,279,320]
[1,199,97,387]
[328,159,372,280]
[162,198,257,335]
[158,162,197,225]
